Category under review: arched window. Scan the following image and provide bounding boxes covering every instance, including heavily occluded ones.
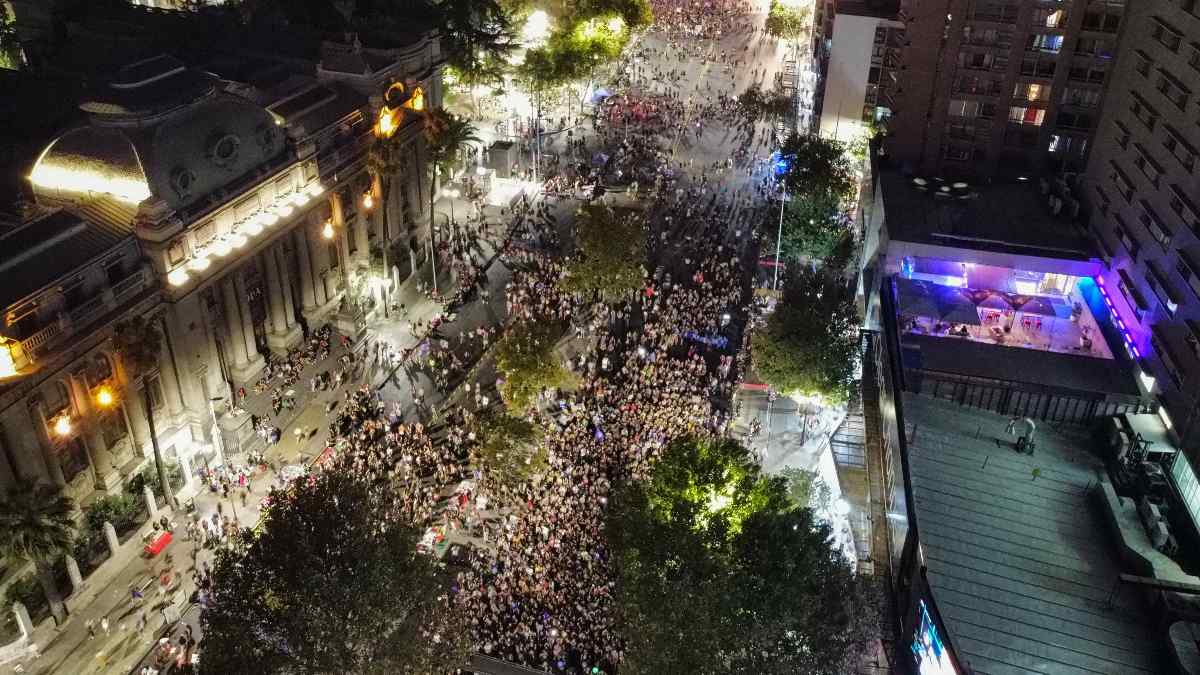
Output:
[43,380,71,418]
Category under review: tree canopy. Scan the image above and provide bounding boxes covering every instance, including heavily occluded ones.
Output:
[737,84,794,122]
[0,483,76,625]
[435,0,518,91]
[775,192,851,264]
[515,0,651,89]
[494,322,574,412]
[471,408,547,488]
[561,204,647,302]
[751,266,859,403]
[608,436,874,675]
[777,133,856,205]
[201,467,468,674]
[764,0,810,41]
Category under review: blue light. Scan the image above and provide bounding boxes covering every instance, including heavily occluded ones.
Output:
[770,151,791,177]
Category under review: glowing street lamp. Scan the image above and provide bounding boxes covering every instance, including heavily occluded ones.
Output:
[322,220,335,240]
[95,386,115,408]
[0,339,17,378]
[362,191,375,210]
[522,10,551,46]
[53,414,72,437]
[167,268,190,287]
[606,16,625,33]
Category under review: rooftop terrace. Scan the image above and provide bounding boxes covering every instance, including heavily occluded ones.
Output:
[904,394,1166,674]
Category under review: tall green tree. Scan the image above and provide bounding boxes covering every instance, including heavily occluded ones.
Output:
[423,108,480,236]
[764,0,810,41]
[775,192,849,263]
[0,483,76,625]
[494,322,573,412]
[113,316,177,510]
[0,3,21,70]
[561,204,647,302]
[751,266,859,403]
[778,133,856,205]
[471,408,547,489]
[608,436,874,675]
[201,467,469,674]
[436,0,518,109]
[367,126,407,316]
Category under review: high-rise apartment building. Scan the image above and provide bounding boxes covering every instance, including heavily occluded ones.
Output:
[882,0,1127,180]
[1085,0,1200,457]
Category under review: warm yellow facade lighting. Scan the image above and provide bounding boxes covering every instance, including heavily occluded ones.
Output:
[229,233,247,249]
[211,239,231,257]
[29,164,152,204]
[95,386,115,408]
[322,220,335,239]
[0,340,17,378]
[167,268,190,286]
[189,256,211,271]
[53,415,72,436]
[362,192,374,210]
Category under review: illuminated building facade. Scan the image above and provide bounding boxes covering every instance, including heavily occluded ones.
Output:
[0,33,444,501]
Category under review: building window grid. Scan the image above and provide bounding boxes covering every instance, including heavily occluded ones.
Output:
[1115,215,1141,259]
[1150,329,1184,388]
[1139,199,1173,249]
[1117,266,1150,322]
[1163,124,1198,172]
[1171,454,1200,532]
[1179,249,1200,299]
[1152,17,1184,53]
[1168,184,1200,234]
[1146,260,1181,316]
[1156,68,1192,111]
[1135,49,1154,77]
[1130,91,1160,131]
[1115,119,1131,148]
[1110,160,1135,202]
[1009,105,1046,126]
[1133,143,1165,187]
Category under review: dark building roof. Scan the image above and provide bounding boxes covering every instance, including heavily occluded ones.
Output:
[0,209,133,310]
[903,394,1165,675]
[901,331,1141,396]
[878,167,1097,260]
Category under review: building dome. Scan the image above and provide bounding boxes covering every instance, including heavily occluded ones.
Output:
[140,94,286,210]
[30,127,151,205]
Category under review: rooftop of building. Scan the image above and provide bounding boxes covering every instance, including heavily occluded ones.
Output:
[877,165,1097,261]
[903,394,1167,675]
[0,206,134,310]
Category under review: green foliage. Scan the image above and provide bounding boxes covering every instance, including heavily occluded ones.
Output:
[516,0,651,89]
[3,574,47,620]
[765,0,810,40]
[494,323,573,412]
[751,266,859,403]
[561,204,647,302]
[0,483,76,567]
[424,108,481,176]
[608,437,874,674]
[472,408,547,487]
[83,493,143,538]
[0,3,20,71]
[201,467,469,674]
[776,192,850,263]
[778,466,832,513]
[126,462,184,500]
[778,133,857,205]
[435,0,518,89]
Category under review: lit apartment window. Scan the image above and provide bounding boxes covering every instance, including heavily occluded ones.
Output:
[1110,160,1136,202]
[1133,143,1165,187]
[1163,124,1198,172]
[1028,33,1063,54]
[1139,199,1173,249]
[1032,8,1066,28]
[948,99,995,119]
[1156,68,1191,110]
[1008,106,1046,126]
[1048,134,1073,152]
[1152,17,1183,53]
[1013,82,1049,101]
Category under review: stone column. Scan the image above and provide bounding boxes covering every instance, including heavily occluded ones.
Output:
[263,244,300,349]
[274,246,298,330]
[12,602,32,639]
[220,277,251,369]
[70,373,118,491]
[308,225,333,305]
[144,485,158,522]
[30,401,67,488]
[355,212,371,261]
[231,271,266,381]
[293,227,319,310]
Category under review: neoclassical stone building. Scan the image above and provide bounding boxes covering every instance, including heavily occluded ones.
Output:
[1,31,444,502]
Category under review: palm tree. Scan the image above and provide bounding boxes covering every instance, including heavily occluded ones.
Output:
[367,130,405,317]
[0,483,76,626]
[113,316,177,510]
[423,108,481,243]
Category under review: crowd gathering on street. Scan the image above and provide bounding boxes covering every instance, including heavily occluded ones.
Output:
[193,0,797,671]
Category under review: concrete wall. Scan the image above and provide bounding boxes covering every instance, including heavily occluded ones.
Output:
[819,14,897,144]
